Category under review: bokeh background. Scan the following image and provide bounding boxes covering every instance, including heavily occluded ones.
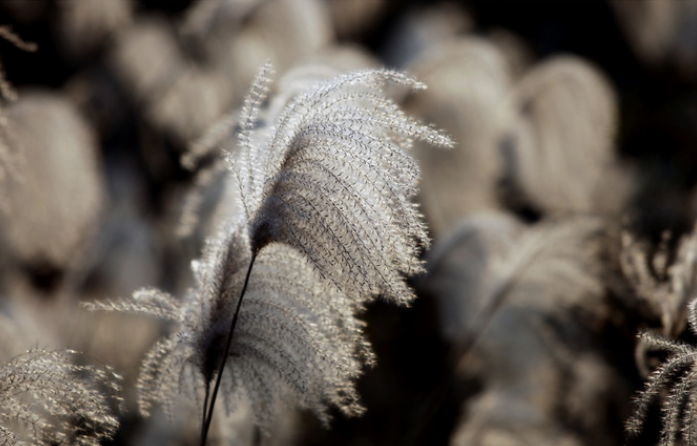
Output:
[2,1,697,445]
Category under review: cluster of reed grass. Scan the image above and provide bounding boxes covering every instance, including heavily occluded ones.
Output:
[2,2,697,446]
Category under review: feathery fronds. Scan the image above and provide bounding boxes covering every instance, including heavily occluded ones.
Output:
[86,226,370,427]
[233,63,453,304]
[0,348,121,446]
[627,299,697,446]
[86,63,451,433]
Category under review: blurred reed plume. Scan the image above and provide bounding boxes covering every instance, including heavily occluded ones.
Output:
[426,213,606,345]
[611,0,697,78]
[0,92,105,281]
[424,212,619,446]
[86,62,452,441]
[501,56,630,218]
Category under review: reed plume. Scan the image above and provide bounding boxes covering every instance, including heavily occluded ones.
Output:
[86,62,452,438]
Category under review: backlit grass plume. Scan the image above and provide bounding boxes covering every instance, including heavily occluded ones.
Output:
[0,348,121,446]
[86,63,452,442]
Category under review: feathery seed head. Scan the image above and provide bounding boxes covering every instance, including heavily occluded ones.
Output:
[86,62,449,429]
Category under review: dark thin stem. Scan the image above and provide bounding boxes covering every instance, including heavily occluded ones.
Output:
[200,253,257,446]
[200,381,210,446]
